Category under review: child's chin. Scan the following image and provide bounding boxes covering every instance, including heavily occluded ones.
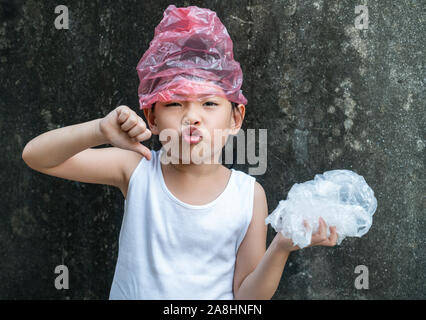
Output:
[165,145,223,164]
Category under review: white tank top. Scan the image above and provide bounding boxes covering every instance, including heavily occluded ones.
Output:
[109,147,256,300]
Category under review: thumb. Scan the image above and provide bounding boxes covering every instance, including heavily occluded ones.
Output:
[131,142,152,160]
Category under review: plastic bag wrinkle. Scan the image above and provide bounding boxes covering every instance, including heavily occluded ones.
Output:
[136,4,247,109]
[265,170,377,248]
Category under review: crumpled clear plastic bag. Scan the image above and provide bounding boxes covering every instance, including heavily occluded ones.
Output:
[265,170,378,248]
[136,4,247,109]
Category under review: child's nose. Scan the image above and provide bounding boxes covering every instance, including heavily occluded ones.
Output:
[183,116,200,126]
[183,103,202,125]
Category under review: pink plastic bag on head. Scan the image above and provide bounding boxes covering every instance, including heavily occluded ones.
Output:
[136,4,248,109]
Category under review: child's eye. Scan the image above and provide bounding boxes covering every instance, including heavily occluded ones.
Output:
[204,101,218,107]
[164,102,218,107]
[165,102,181,107]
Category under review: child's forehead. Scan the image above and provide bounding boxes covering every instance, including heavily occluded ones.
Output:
[162,94,228,103]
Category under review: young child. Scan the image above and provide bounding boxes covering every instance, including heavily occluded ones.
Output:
[22,5,337,300]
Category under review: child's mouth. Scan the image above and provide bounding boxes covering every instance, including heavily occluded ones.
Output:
[183,134,203,144]
[182,126,203,144]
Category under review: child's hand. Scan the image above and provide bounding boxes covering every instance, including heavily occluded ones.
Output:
[275,217,338,252]
[98,105,152,160]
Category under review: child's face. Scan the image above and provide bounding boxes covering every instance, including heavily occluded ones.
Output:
[143,93,245,161]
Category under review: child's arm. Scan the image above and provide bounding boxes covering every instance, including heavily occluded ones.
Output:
[22,118,108,169]
[233,184,337,300]
[22,105,151,191]
[234,233,290,300]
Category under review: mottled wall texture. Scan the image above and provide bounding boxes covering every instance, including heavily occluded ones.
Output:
[0,0,424,299]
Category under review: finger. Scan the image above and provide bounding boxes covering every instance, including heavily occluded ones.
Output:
[121,114,139,132]
[116,106,130,117]
[135,142,151,160]
[116,105,129,113]
[302,219,313,243]
[319,217,328,241]
[317,225,337,247]
[326,226,338,246]
[117,107,131,123]
[311,217,327,244]
[116,105,128,115]
[311,218,321,236]
[303,219,310,230]
[133,129,152,142]
[126,138,152,160]
[128,118,147,138]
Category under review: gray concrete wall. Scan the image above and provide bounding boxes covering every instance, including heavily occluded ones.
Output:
[0,0,424,299]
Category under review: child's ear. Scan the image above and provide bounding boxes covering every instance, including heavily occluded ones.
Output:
[143,108,160,135]
[230,104,245,135]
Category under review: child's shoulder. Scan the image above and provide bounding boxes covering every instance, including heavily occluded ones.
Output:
[229,167,264,193]
[229,167,257,181]
[120,148,158,198]
[229,168,266,216]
